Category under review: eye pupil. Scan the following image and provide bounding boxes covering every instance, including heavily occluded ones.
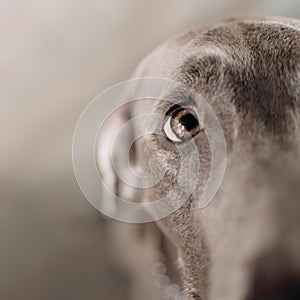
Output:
[177,112,199,132]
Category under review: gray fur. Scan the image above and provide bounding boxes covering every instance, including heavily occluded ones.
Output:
[98,16,300,299]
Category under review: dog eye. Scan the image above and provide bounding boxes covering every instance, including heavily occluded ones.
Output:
[163,107,203,142]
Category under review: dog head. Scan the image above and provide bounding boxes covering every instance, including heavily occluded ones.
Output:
[97,16,300,299]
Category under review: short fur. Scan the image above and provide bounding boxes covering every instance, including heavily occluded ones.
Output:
[98,17,300,300]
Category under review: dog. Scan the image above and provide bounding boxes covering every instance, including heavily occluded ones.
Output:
[97,16,300,300]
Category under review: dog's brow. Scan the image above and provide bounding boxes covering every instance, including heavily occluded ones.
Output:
[163,88,197,115]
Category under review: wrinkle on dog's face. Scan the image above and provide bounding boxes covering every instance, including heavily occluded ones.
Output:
[101,17,300,299]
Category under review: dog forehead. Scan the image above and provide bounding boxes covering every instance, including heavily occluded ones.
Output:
[134,17,300,79]
[133,17,300,136]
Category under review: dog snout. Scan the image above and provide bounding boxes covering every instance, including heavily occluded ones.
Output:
[208,146,300,300]
[240,245,300,300]
[248,277,300,300]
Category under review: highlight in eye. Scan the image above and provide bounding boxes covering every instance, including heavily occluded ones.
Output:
[163,107,203,142]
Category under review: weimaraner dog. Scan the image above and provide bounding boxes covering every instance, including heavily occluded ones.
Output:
[98,16,300,300]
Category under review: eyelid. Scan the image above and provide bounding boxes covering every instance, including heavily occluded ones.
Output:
[165,101,190,116]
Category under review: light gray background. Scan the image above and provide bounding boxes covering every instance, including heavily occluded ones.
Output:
[1,1,299,299]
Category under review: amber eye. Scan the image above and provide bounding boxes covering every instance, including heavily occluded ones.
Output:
[163,107,203,142]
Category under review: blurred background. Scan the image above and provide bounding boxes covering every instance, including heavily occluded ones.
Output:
[1,1,300,299]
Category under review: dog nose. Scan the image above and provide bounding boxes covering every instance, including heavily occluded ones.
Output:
[249,279,300,300]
